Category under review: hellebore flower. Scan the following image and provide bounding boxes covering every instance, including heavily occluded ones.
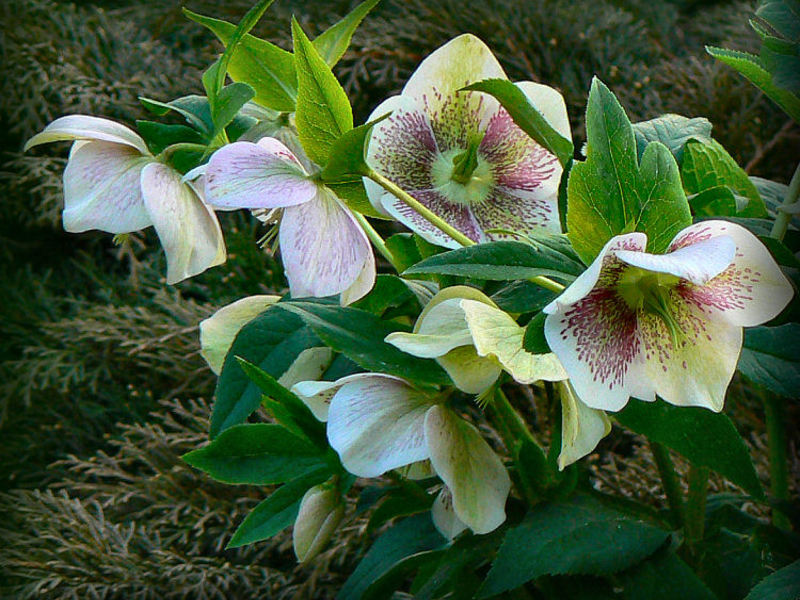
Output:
[557,381,611,470]
[292,373,511,535]
[25,115,226,284]
[204,138,375,304]
[365,34,570,248]
[544,221,794,413]
[293,480,344,563]
[386,286,567,394]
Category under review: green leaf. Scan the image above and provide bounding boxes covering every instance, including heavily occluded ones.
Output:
[688,186,742,217]
[738,324,800,398]
[182,423,326,485]
[706,46,800,123]
[404,239,584,281]
[184,9,297,112]
[211,82,256,138]
[139,95,214,136]
[292,18,353,166]
[228,467,331,548]
[490,280,558,313]
[745,558,800,600]
[277,302,449,386]
[135,121,204,154]
[618,549,716,600]
[211,306,321,438]
[615,399,763,498]
[312,0,381,67]
[385,233,423,274]
[462,78,574,166]
[522,313,551,354]
[681,138,767,217]
[338,513,445,600]
[351,274,419,317]
[756,1,800,93]
[479,494,670,597]
[321,114,390,183]
[632,114,712,164]
[566,78,691,263]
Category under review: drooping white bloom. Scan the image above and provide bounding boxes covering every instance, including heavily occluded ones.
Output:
[204,138,375,304]
[386,286,567,394]
[557,381,611,470]
[544,221,794,413]
[25,115,226,284]
[292,373,511,535]
[365,34,570,248]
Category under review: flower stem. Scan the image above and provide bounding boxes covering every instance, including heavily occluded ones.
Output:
[769,162,800,241]
[649,441,684,529]
[685,465,709,546]
[351,212,402,273]
[529,275,565,293]
[492,388,537,445]
[763,393,791,529]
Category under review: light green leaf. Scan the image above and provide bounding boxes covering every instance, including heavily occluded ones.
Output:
[745,558,800,600]
[312,0,381,67]
[292,18,353,166]
[738,324,800,398]
[321,114,390,183]
[632,114,712,163]
[688,186,741,217]
[182,423,326,485]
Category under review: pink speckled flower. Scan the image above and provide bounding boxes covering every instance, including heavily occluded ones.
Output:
[543,221,793,413]
[364,34,570,248]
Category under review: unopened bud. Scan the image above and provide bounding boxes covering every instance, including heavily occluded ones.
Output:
[293,481,344,563]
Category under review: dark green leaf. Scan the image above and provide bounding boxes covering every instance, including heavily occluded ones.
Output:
[292,18,353,166]
[210,82,255,137]
[523,313,550,354]
[462,78,574,166]
[632,114,712,163]
[139,95,214,136]
[367,491,433,531]
[491,280,558,313]
[618,549,716,600]
[135,121,204,154]
[688,186,742,217]
[745,558,800,600]
[479,494,670,597]
[312,0,381,67]
[182,423,326,485]
[352,274,419,316]
[385,233,423,274]
[321,114,390,183]
[615,399,764,498]
[759,236,800,267]
[738,324,800,397]
[228,467,331,548]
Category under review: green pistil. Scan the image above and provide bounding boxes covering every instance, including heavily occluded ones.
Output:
[617,268,685,347]
[450,131,485,184]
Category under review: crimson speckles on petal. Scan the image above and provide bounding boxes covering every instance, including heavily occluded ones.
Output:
[544,221,794,413]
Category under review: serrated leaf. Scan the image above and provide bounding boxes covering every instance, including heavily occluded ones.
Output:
[566,79,691,263]
[182,423,326,485]
[405,239,584,280]
[682,138,767,217]
[479,494,670,597]
[745,558,800,600]
[228,467,331,548]
[139,95,214,136]
[738,324,800,397]
[462,78,574,166]
[706,46,800,123]
[277,302,449,386]
[618,549,716,600]
[312,0,381,67]
[292,18,353,166]
[632,114,712,164]
[615,399,763,498]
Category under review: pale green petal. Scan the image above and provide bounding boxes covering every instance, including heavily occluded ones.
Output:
[437,345,502,394]
[277,347,335,389]
[396,460,435,480]
[460,299,568,384]
[424,405,510,534]
[431,487,468,540]
[199,295,280,374]
[558,381,611,470]
[293,483,344,563]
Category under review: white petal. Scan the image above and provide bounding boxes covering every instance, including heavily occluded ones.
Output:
[277,347,335,389]
[339,245,376,306]
[140,163,226,284]
[616,235,736,286]
[199,295,280,374]
[432,487,469,540]
[424,405,510,534]
[291,373,373,422]
[386,297,474,358]
[25,115,150,154]
[327,375,432,477]
[204,139,317,210]
[557,381,611,470]
[514,81,572,141]
[460,299,568,383]
[437,345,503,394]
[670,221,794,327]
[62,141,152,233]
[280,190,372,299]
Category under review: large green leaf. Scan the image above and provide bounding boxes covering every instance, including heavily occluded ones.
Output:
[312,0,381,67]
[618,549,717,600]
[182,423,326,485]
[566,78,691,263]
[479,494,670,597]
[738,324,800,398]
[745,558,800,600]
[490,280,558,313]
[292,18,353,166]
[211,306,321,438]
[632,114,712,164]
[756,0,800,93]
[615,399,763,498]
[462,78,574,166]
[404,238,584,281]
[682,138,767,217]
[277,302,449,386]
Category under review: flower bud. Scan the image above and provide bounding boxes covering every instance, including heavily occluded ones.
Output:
[293,481,344,563]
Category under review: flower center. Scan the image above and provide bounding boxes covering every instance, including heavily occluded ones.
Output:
[617,267,686,347]
[430,133,494,207]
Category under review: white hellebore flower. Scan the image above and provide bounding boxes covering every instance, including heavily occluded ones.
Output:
[365,34,571,248]
[292,373,511,536]
[386,286,567,394]
[25,115,226,284]
[544,221,794,413]
[204,138,375,305]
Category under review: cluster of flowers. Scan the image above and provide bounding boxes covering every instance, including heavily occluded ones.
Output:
[29,35,793,544]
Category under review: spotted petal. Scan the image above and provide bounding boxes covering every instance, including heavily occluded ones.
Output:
[25,115,150,154]
[558,381,611,470]
[204,138,317,210]
[199,295,280,374]
[327,374,432,477]
[140,163,226,284]
[424,405,510,534]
